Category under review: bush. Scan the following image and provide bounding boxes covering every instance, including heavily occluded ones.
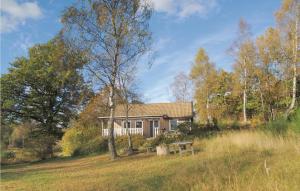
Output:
[1,148,41,165]
[263,118,289,135]
[259,108,300,135]
[6,122,56,160]
[177,122,194,135]
[1,151,16,160]
[26,134,56,159]
[289,109,300,134]
[74,137,108,156]
[115,135,145,152]
[61,124,107,156]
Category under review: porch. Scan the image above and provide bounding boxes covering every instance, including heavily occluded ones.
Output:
[102,127,160,137]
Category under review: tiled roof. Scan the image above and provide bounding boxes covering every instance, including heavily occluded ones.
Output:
[102,102,193,118]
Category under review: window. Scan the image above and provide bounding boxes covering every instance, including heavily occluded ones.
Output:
[136,121,143,128]
[170,119,178,131]
[154,120,159,127]
[123,121,131,128]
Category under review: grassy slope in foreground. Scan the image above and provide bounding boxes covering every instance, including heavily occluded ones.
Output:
[1,131,300,191]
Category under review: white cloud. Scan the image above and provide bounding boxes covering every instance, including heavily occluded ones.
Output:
[150,0,219,18]
[151,0,174,14]
[0,0,43,33]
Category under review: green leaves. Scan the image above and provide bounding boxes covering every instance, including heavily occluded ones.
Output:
[1,37,89,138]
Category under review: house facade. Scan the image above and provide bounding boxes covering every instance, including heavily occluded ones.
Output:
[99,102,194,138]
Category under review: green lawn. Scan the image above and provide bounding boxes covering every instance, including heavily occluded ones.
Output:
[1,131,300,191]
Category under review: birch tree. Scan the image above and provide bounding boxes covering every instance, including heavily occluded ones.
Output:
[256,27,286,120]
[230,19,256,123]
[62,0,152,159]
[276,0,300,116]
[171,72,193,102]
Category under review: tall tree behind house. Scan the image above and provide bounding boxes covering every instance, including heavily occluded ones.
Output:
[62,0,153,159]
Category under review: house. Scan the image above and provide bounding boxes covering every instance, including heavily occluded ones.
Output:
[99,102,194,138]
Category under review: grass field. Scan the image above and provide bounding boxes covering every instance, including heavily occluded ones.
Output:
[1,131,300,191]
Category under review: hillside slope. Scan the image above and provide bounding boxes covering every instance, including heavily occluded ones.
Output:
[1,131,300,191]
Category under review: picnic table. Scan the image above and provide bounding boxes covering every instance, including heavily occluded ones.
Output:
[170,141,194,156]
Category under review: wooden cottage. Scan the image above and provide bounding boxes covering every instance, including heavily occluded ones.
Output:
[99,102,194,138]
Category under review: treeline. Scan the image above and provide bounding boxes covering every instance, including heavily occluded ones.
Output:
[189,0,299,124]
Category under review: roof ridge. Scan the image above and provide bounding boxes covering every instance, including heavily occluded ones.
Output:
[106,102,193,119]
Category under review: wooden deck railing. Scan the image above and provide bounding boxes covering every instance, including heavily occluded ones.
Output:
[102,128,143,137]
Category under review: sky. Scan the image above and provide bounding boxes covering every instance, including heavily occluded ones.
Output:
[1,0,282,103]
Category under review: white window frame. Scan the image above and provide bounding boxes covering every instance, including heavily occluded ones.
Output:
[169,119,178,131]
[135,120,143,128]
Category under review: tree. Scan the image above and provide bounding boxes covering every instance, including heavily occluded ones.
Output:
[212,70,239,120]
[171,72,193,102]
[256,27,287,120]
[276,0,300,116]
[62,0,152,159]
[77,88,110,127]
[1,37,89,156]
[190,48,218,124]
[230,19,256,123]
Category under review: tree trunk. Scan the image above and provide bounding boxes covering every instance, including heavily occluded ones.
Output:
[243,89,247,123]
[206,95,212,125]
[243,60,247,123]
[125,103,134,155]
[47,144,53,158]
[286,18,298,117]
[107,86,118,160]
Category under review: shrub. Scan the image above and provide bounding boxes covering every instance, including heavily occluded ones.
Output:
[74,137,108,156]
[231,120,241,130]
[1,148,41,165]
[26,134,56,159]
[1,151,16,160]
[289,109,300,134]
[177,122,194,135]
[264,118,289,135]
[115,135,145,152]
[61,124,107,156]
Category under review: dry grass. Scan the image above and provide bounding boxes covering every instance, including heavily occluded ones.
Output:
[1,131,300,191]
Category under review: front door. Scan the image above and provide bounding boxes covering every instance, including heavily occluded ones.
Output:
[149,120,153,137]
[149,119,159,137]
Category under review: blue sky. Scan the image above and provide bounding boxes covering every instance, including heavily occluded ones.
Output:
[1,0,282,102]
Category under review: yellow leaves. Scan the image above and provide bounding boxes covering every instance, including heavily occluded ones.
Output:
[194,48,209,65]
[190,48,214,80]
[96,4,108,27]
[256,27,281,65]
[275,0,297,21]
